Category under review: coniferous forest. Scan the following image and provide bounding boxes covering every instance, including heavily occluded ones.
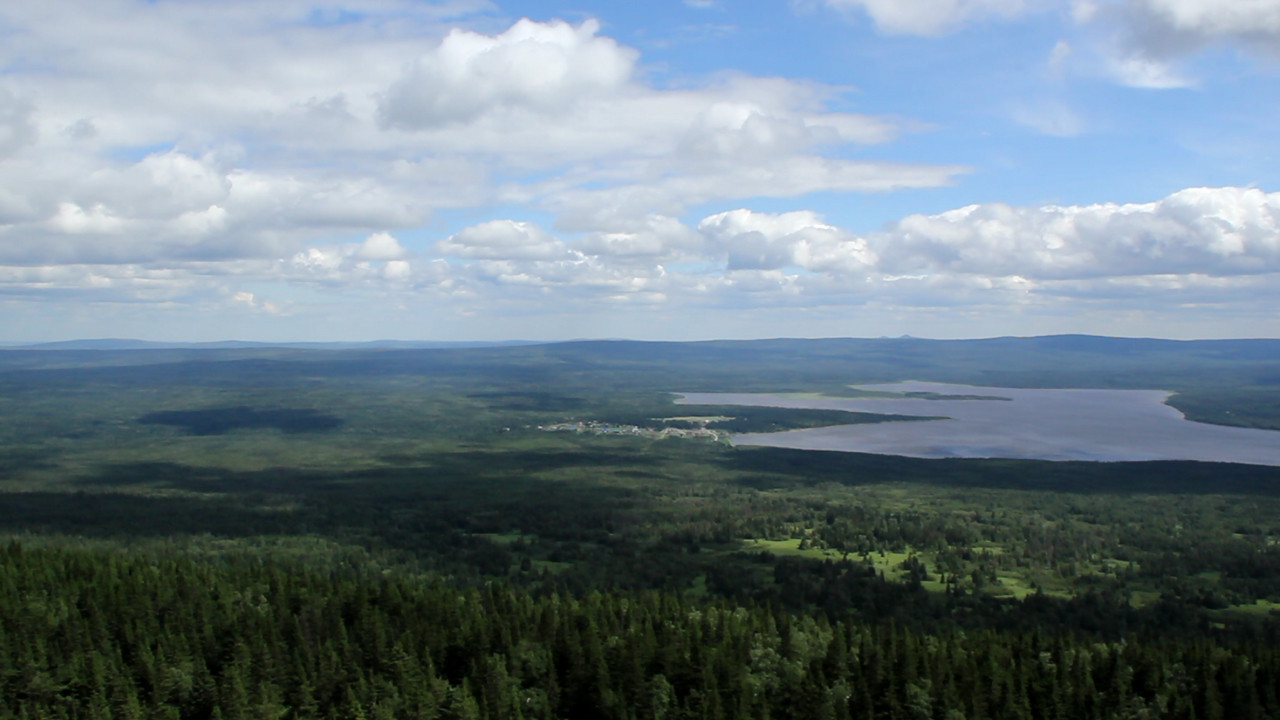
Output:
[3,336,1280,719]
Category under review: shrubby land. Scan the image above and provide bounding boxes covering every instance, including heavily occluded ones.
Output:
[2,335,1279,718]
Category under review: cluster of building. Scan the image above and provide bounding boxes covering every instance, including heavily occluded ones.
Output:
[538,420,728,442]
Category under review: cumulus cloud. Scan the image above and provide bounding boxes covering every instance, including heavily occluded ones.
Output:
[380,18,637,129]
[0,3,943,281]
[355,232,408,261]
[698,209,876,272]
[576,215,702,258]
[47,203,128,235]
[439,220,576,261]
[1,1,1271,338]
[417,187,1280,315]
[0,149,428,265]
[383,259,413,281]
[287,233,416,288]
[5,185,1278,337]
[433,218,678,301]
[875,186,1280,279]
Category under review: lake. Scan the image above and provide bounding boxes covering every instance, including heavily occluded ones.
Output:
[676,381,1280,466]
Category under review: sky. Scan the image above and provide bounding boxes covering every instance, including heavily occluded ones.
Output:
[1,0,1278,342]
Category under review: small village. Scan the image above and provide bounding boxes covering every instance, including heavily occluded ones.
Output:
[538,419,729,443]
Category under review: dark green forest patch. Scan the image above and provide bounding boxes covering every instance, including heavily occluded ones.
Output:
[466,390,586,411]
[718,447,1280,495]
[138,406,344,435]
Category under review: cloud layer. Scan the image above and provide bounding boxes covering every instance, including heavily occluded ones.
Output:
[0,0,1276,340]
[432,186,1280,308]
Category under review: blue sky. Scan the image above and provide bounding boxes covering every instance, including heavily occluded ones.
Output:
[1,0,1278,342]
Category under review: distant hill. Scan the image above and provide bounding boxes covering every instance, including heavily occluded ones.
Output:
[14,339,546,351]
[0,333,1277,429]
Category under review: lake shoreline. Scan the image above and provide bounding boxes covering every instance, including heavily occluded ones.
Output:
[675,382,1280,467]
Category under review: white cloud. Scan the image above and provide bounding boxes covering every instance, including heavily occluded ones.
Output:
[355,232,408,261]
[4,185,1278,338]
[0,4,944,279]
[383,259,413,281]
[698,208,876,272]
[576,215,702,258]
[47,203,128,235]
[0,149,430,265]
[439,220,575,261]
[0,2,1271,339]
[172,205,230,238]
[874,186,1280,279]
[287,233,422,289]
[329,187,1280,316]
[379,18,637,129]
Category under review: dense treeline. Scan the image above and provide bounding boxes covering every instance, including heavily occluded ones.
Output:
[5,543,1280,720]
[6,445,1280,630]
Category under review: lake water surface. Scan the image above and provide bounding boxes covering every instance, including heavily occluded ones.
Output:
[676,382,1280,466]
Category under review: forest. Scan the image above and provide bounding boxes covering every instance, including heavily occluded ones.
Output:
[2,335,1280,718]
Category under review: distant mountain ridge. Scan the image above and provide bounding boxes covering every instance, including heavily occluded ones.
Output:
[2,333,1277,431]
[7,335,1279,357]
[12,339,546,351]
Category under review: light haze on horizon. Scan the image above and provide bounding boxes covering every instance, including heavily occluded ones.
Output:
[1,0,1278,343]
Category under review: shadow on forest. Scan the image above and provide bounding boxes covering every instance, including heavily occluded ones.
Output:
[1,449,654,555]
[0,448,59,478]
[137,406,344,435]
[466,391,586,411]
[10,441,1280,573]
[0,490,306,538]
[721,447,1280,496]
